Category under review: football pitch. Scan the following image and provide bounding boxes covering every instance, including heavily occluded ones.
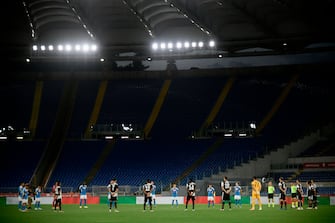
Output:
[1,204,334,223]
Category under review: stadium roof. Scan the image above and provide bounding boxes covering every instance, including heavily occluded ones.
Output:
[2,0,335,70]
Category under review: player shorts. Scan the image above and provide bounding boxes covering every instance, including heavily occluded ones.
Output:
[252,192,260,200]
[291,193,297,199]
[35,197,41,202]
[22,199,28,204]
[280,193,286,200]
[80,195,87,200]
[151,194,156,199]
[208,196,214,201]
[18,196,22,202]
[234,195,241,200]
[297,193,302,201]
[222,193,230,201]
[268,193,274,199]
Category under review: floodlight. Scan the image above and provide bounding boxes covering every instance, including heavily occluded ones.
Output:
[65,44,72,51]
[57,45,64,51]
[160,42,166,50]
[167,42,173,49]
[152,42,158,50]
[91,44,97,51]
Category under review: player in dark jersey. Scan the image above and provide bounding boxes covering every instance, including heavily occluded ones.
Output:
[296,179,304,210]
[107,179,119,212]
[278,177,287,210]
[185,179,196,211]
[311,179,318,209]
[143,179,153,212]
[54,181,63,212]
[220,176,232,211]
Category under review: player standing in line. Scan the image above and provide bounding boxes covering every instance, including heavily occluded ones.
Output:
[171,183,179,207]
[34,185,42,210]
[290,182,298,208]
[143,179,153,212]
[220,176,232,211]
[52,181,58,209]
[54,181,63,212]
[20,183,29,212]
[278,177,287,210]
[79,182,88,208]
[296,179,304,210]
[234,182,242,208]
[267,181,275,208]
[185,179,196,211]
[250,176,262,211]
[207,184,215,208]
[311,179,318,209]
[107,179,119,212]
[18,182,24,210]
[151,181,157,207]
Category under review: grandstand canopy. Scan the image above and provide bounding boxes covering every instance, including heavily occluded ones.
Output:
[2,0,335,68]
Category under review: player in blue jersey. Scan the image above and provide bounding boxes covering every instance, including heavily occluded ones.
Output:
[79,182,88,208]
[207,184,216,207]
[151,181,157,207]
[18,182,24,210]
[234,182,242,208]
[20,183,29,212]
[171,183,179,207]
[34,185,42,210]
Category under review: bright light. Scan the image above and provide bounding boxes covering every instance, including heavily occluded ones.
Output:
[176,42,182,49]
[160,42,166,50]
[121,136,129,139]
[105,136,114,139]
[198,41,204,48]
[152,42,158,50]
[191,42,197,48]
[91,44,97,51]
[218,54,223,58]
[82,44,89,52]
[58,45,64,51]
[32,45,38,51]
[184,41,190,48]
[167,42,173,49]
[238,133,247,137]
[209,40,215,47]
[224,133,233,137]
[250,123,256,129]
[75,44,81,51]
[65,44,72,51]
[40,45,46,51]
[100,58,105,62]
[48,45,54,51]
[26,58,30,63]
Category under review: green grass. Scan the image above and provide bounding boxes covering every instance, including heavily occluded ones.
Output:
[1,204,334,223]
